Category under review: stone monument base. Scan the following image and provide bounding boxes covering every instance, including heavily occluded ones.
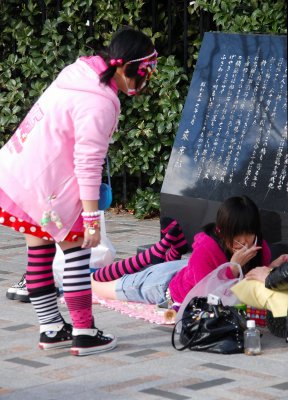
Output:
[161,192,286,246]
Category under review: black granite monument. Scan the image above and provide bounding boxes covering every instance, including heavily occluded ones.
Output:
[161,32,287,246]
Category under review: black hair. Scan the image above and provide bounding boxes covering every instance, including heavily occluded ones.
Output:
[203,195,263,273]
[99,27,154,89]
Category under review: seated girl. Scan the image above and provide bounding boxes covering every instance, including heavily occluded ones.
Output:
[91,195,271,305]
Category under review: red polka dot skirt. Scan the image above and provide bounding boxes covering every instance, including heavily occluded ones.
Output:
[0,208,83,242]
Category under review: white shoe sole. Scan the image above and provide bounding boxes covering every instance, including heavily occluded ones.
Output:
[6,290,18,300]
[39,339,73,350]
[71,337,117,356]
[14,293,30,303]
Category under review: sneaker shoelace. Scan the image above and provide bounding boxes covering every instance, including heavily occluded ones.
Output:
[12,273,26,289]
[96,329,110,342]
[63,324,72,335]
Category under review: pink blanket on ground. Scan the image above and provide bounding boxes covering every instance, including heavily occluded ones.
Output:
[60,293,175,325]
[91,293,175,325]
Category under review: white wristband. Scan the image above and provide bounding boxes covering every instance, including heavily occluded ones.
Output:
[81,211,101,217]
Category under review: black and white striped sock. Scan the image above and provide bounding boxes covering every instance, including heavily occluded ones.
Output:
[31,291,63,326]
[26,244,63,327]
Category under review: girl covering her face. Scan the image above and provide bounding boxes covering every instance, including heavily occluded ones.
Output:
[91,196,271,307]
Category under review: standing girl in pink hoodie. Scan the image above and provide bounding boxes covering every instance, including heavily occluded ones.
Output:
[0,27,158,356]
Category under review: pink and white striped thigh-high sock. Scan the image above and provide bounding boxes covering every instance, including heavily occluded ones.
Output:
[160,217,188,261]
[92,228,178,282]
[62,246,93,329]
[26,244,63,326]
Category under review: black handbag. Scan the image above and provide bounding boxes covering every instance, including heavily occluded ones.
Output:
[172,296,247,354]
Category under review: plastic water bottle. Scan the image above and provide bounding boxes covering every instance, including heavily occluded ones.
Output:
[244,320,261,355]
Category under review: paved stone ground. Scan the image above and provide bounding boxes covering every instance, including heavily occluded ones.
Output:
[0,212,287,400]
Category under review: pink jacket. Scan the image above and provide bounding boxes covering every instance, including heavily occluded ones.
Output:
[169,232,271,303]
[0,57,120,241]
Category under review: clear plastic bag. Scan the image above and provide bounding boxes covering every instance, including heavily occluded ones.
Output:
[175,262,243,333]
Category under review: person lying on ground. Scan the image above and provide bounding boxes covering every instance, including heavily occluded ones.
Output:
[91,195,271,306]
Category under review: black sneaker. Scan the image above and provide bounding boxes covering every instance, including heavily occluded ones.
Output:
[6,275,60,303]
[6,274,30,302]
[39,322,73,350]
[71,327,117,356]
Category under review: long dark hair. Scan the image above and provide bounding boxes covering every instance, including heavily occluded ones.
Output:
[203,195,263,273]
[99,27,154,89]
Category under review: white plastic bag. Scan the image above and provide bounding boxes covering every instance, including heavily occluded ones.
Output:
[175,262,243,333]
[53,211,116,291]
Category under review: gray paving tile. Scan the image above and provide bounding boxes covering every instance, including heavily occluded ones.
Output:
[2,324,34,331]
[271,382,288,390]
[127,349,159,357]
[5,357,49,368]
[201,362,235,371]
[140,388,190,400]
[108,229,137,234]
[186,378,234,390]
[46,352,71,359]
[153,325,174,332]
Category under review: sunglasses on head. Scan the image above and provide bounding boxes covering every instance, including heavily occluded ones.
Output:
[138,59,158,79]
[128,50,158,79]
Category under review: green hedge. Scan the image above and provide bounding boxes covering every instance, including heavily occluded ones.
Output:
[0,0,286,218]
[189,0,287,33]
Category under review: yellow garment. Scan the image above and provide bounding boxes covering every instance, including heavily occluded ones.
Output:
[231,278,288,317]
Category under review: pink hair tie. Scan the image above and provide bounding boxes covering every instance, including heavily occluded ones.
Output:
[110,59,123,66]
[137,70,146,76]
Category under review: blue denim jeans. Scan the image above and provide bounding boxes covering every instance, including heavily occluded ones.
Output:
[115,259,187,304]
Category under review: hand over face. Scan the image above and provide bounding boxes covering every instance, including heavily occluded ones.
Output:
[230,244,262,267]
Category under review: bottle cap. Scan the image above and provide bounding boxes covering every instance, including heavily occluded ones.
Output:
[247,320,256,328]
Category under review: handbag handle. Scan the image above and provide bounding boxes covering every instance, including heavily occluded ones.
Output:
[171,314,204,351]
[106,154,111,187]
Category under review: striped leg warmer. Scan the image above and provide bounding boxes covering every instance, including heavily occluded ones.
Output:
[160,217,188,261]
[62,247,93,329]
[26,244,63,326]
[93,228,179,282]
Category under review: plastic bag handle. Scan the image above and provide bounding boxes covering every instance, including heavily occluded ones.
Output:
[175,262,242,333]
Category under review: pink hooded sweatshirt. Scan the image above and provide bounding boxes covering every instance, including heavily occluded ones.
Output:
[0,56,120,242]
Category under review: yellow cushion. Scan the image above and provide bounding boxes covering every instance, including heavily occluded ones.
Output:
[231,278,288,317]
